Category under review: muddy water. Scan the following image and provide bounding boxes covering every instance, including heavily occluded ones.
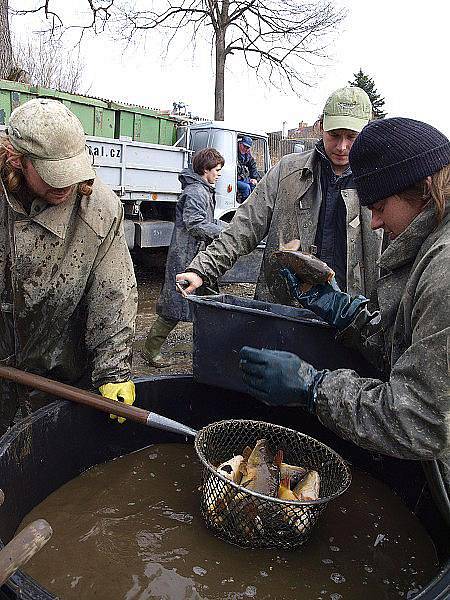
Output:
[20,444,437,600]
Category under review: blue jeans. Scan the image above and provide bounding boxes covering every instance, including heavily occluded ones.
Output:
[237,179,254,201]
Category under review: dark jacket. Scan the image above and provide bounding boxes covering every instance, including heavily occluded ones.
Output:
[156,169,226,321]
[316,203,450,494]
[237,151,259,181]
[314,141,353,290]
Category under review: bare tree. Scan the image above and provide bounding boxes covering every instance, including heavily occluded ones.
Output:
[0,0,16,79]
[131,0,346,120]
[14,0,346,120]
[2,1,87,89]
[14,36,86,93]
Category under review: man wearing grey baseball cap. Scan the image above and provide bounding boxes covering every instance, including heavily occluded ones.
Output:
[177,86,382,303]
[0,98,137,432]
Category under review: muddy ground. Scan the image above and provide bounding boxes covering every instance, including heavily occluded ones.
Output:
[131,250,255,378]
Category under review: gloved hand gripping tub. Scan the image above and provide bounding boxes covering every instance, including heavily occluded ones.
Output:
[187,293,380,393]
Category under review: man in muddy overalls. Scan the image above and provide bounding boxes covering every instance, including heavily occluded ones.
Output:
[0,98,138,433]
[177,86,383,300]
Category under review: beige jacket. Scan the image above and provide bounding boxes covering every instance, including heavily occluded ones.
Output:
[0,178,137,395]
[189,148,383,300]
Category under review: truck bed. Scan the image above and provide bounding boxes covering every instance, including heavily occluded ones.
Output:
[87,135,188,203]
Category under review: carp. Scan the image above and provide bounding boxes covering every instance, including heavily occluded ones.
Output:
[278,476,298,501]
[266,238,335,302]
[274,251,334,288]
[217,455,245,484]
[239,439,282,497]
[294,470,320,501]
[280,462,307,487]
[206,447,253,525]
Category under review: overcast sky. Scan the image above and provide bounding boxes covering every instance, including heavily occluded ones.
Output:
[14,0,449,136]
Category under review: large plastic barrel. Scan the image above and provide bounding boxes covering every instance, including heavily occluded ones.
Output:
[0,376,448,599]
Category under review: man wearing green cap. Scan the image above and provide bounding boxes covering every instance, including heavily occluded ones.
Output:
[177,86,383,300]
[0,98,137,432]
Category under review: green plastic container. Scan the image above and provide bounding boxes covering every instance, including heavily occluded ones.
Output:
[0,79,178,143]
[114,105,177,144]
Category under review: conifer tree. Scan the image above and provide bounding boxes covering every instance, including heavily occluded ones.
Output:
[349,69,387,119]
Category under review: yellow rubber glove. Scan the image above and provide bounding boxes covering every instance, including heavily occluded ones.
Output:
[99,380,136,424]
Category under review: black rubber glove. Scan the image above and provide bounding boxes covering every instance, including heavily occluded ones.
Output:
[239,346,327,413]
[280,268,369,330]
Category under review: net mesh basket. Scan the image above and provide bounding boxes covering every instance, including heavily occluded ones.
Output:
[195,419,351,550]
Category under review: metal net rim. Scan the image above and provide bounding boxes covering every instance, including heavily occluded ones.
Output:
[194,419,352,505]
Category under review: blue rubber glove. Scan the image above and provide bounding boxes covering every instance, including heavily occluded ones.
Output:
[280,268,369,330]
[239,346,327,413]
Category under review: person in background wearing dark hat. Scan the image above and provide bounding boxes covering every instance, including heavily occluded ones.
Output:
[237,136,260,202]
[0,98,137,432]
[240,117,450,498]
[177,87,382,301]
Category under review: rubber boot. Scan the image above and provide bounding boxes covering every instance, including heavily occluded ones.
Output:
[143,316,178,368]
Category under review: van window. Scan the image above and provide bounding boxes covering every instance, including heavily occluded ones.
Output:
[190,130,211,153]
[249,138,267,175]
[189,128,234,169]
[210,130,234,165]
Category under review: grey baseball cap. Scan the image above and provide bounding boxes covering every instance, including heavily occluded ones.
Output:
[7,98,95,188]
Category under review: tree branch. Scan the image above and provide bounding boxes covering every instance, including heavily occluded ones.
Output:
[12,0,346,118]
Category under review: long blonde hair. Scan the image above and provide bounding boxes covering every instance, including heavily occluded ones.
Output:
[0,134,94,197]
[401,164,450,224]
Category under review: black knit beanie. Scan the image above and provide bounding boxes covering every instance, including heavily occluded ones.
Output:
[349,117,450,206]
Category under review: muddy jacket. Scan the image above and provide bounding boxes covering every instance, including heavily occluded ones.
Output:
[189,148,383,300]
[0,177,137,418]
[316,203,450,494]
[156,169,226,322]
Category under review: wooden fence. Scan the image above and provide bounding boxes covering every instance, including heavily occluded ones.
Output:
[267,131,319,164]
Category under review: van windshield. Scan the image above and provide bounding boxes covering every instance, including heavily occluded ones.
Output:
[189,129,234,166]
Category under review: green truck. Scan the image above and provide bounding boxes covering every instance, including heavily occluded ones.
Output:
[0,80,270,280]
[0,79,178,145]
[1,82,269,232]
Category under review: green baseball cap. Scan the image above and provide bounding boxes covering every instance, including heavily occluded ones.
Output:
[322,86,372,133]
[7,98,95,188]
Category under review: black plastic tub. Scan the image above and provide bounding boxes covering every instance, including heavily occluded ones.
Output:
[189,294,381,392]
[0,376,448,599]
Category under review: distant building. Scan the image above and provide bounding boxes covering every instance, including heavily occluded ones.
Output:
[288,119,321,139]
[267,119,320,164]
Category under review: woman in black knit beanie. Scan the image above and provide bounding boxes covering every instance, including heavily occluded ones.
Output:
[239,117,450,519]
[349,116,450,227]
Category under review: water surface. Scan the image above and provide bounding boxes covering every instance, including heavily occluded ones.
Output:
[20,443,438,599]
